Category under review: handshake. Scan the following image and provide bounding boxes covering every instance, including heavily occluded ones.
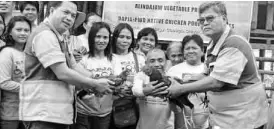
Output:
[142,66,194,109]
[78,69,131,99]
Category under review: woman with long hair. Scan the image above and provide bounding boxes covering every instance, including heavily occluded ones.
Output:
[111,23,145,129]
[0,16,31,129]
[75,22,122,129]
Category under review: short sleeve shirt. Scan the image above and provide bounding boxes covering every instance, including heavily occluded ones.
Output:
[206,26,260,90]
[32,30,66,68]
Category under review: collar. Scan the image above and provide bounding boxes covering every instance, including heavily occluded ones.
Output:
[43,18,64,42]
[207,25,231,56]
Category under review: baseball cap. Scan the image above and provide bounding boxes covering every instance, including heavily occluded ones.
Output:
[73,11,86,29]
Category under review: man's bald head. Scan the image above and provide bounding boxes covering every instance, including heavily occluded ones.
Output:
[146,48,167,72]
[146,48,166,61]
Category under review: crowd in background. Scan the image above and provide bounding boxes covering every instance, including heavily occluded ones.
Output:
[0,1,270,129]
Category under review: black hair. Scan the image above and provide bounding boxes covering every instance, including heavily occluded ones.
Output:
[181,34,204,61]
[88,22,112,61]
[112,23,135,54]
[48,1,78,9]
[46,1,78,17]
[136,27,158,46]
[19,1,39,13]
[0,16,31,52]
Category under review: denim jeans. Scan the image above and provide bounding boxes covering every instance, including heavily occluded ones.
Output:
[23,121,70,129]
[74,113,111,129]
[1,120,25,129]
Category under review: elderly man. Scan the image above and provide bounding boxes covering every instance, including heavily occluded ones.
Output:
[167,1,268,129]
[21,1,113,129]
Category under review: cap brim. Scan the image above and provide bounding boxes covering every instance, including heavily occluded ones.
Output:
[73,11,86,29]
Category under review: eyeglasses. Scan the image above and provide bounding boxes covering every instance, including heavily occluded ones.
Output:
[197,15,220,24]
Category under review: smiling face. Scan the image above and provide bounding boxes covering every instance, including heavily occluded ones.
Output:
[183,40,203,66]
[138,33,156,54]
[22,4,38,23]
[116,28,133,52]
[10,21,30,44]
[94,28,110,52]
[49,1,77,34]
[199,7,227,39]
[0,1,13,14]
[146,49,166,73]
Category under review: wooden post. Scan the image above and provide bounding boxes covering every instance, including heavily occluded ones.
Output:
[251,1,258,30]
[82,1,88,13]
[266,1,274,30]
[38,1,45,24]
[272,50,274,71]
[259,50,265,80]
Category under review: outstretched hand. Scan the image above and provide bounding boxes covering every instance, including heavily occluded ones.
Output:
[167,77,184,98]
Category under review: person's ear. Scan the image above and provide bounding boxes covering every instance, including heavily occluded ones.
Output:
[49,7,55,15]
[222,15,228,22]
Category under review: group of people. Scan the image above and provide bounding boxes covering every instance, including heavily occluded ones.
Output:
[0,1,270,129]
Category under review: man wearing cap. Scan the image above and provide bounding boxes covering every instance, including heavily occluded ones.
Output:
[21,1,113,129]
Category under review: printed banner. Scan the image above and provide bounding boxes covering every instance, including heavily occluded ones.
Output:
[103,1,253,42]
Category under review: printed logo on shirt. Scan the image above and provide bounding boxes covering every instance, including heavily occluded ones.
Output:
[13,60,25,80]
[14,61,24,75]
[88,67,113,78]
[121,61,135,74]
[120,61,143,74]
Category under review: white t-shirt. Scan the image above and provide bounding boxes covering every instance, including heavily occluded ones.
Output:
[167,62,209,129]
[0,47,25,92]
[113,52,145,89]
[76,55,122,117]
[114,52,145,74]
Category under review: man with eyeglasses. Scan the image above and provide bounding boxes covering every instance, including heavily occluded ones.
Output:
[167,1,267,129]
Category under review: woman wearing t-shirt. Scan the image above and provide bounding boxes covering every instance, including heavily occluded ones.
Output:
[167,34,209,129]
[110,23,145,129]
[0,16,31,129]
[75,22,122,129]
